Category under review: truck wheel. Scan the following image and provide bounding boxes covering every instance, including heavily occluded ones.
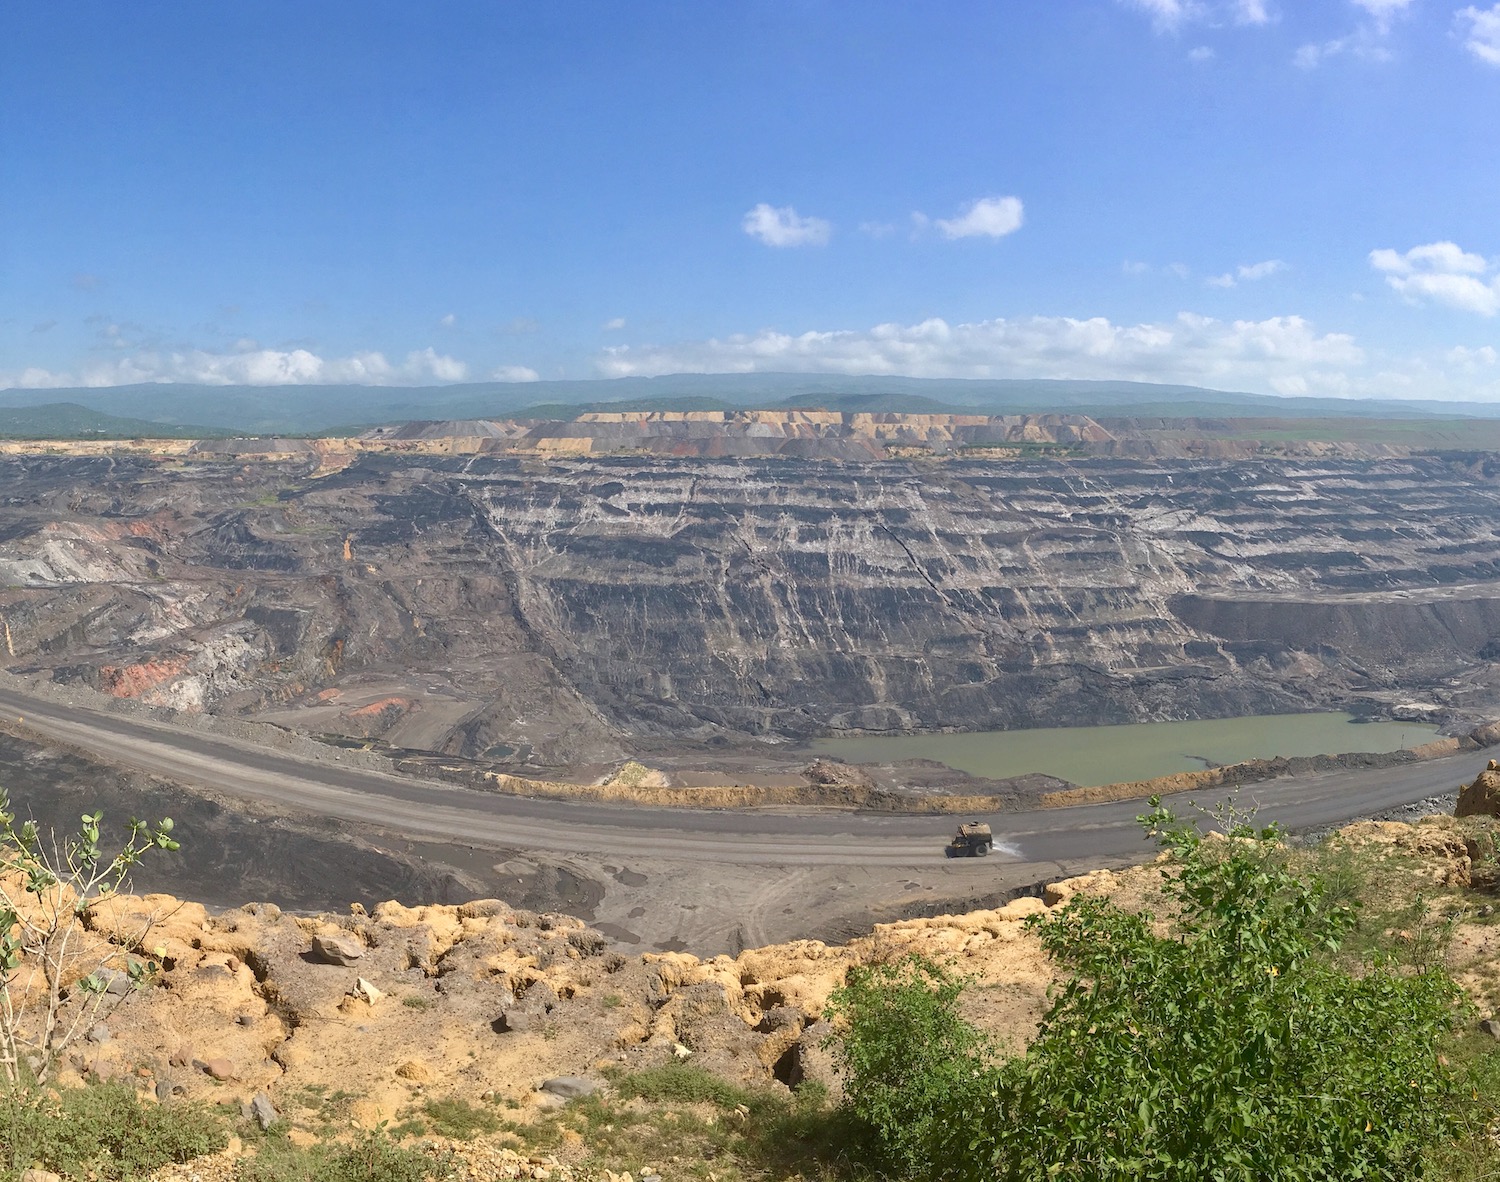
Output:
[975,841,990,857]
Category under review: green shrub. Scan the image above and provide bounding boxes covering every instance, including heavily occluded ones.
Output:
[998,802,1466,1181]
[828,799,1468,1182]
[1,1078,226,1179]
[824,954,992,1180]
[0,794,181,1086]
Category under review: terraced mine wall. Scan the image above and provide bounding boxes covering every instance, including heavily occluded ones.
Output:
[0,450,1498,769]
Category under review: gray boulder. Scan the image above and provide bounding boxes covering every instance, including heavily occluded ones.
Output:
[310,933,365,966]
[539,1075,597,1100]
[250,1092,280,1130]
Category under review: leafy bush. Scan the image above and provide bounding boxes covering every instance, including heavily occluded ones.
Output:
[824,954,992,1180]
[828,799,1467,1181]
[0,794,180,1085]
[1,1078,225,1179]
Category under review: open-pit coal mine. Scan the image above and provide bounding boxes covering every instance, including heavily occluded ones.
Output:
[0,439,1498,769]
[0,418,1498,944]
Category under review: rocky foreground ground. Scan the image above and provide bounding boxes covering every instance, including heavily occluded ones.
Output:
[18,781,1500,1181]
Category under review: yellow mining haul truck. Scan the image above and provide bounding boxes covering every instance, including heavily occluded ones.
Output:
[947,820,993,857]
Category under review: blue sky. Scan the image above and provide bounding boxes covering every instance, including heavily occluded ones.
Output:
[3,0,1499,401]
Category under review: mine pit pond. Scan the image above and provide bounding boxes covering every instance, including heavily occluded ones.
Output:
[806,712,1442,789]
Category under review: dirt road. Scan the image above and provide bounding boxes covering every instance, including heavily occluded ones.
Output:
[0,686,1479,874]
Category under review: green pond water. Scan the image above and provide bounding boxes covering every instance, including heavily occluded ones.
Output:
[806,712,1442,788]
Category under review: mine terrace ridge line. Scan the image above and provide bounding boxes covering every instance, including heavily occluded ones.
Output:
[0,686,1481,868]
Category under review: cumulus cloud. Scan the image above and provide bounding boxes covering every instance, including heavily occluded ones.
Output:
[1118,0,1198,30]
[1370,241,1500,315]
[1294,40,1341,67]
[1205,259,1286,288]
[1350,0,1414,32]
[742,203,831,248]
[932,196,1025,240]
[595,311,1363,396]
[1296,0,1414,66]
[1449,344,1499,369]
[440,312,457,328]
[1118,0,1273,30]
[3,345,471,388]
[1125,261,1194,279]
[1238,258,1287,281]
[1458,4,1500,65]
[602,317,627,331]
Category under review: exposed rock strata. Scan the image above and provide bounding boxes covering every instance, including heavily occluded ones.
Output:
[0,451,1497,768]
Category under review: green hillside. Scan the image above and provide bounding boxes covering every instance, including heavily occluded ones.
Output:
[0,402,230,440]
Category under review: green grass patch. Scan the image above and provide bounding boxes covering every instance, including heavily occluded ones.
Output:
[500,1064,867,1182]
[1,1079,227,1180]
[420,1096,503,1140]
[235,1125,450,1182]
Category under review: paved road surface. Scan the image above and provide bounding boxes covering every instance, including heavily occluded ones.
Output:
[0,687,1480,870]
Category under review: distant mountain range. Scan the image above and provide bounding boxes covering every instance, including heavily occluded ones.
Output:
[2,374,1499,436]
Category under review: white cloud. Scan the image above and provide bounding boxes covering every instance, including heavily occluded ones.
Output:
[1457,4,1500,65]
[1371,241,1488,275]
[1296,0,1413,66]
[742,203,831,248]
[1124,261,1194,278]
[1449,344,1499,368]
[1188,45,1216,60]
[1350,0,1414,32]
[1119,0,1198,30]
[1294,40,1343,67]
[1237,258,1287,281]
[1205,259,1285,288]
[440,312,457,328]
[406,346,467,382]
[491,365,540,382]
[933,196,1025,241]
[595,311,1363,395]
[603,317,627,331]
[1118,0,1273,30]
[1370,241,1500,315]
[3,346,471,388]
